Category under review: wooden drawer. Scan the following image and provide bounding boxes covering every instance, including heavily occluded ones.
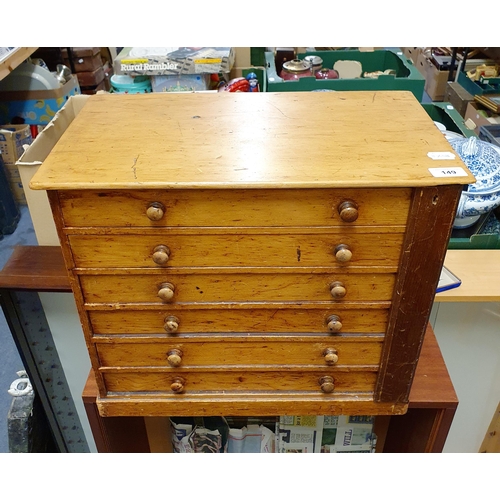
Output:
[95,335,383,368]
[101,369,377,394]
[88,307,389,335]
[80,271,396,304]
[68,232,405,269]
[58,188,412,228]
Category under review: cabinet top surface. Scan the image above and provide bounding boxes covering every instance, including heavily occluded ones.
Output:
[30,90,474,190]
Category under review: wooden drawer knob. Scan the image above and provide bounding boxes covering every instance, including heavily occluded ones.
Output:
[158,282,175,302]
[164,315,180,333]
[338,200,359,222]
[152,245,170,265]
[323,348,339,365]
[147,202,165,221]
[170,377,185,394]
[167,348,183,367]
[334,244,352,263]
[319,376,335,393]
[330,281,346,299]
[326,314,342,333]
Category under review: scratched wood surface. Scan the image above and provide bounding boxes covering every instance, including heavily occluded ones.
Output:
[29,91,475,191]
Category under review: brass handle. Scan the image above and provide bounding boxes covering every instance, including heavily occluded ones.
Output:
[334,244,352,263]
[167,348,183,367]
[338,200,359,222]
[164,315,180,333]
[152,245,170,265]
[326,314,342,333]
[158,282,175,302]
[330,281,346,299]
[170,376,185,394]
[323,348,339,365]
[147,202,165,221]
[319,376,335,393]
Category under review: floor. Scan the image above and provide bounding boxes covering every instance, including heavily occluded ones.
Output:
[0,205,38,453]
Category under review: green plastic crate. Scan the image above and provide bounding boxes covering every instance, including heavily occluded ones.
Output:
[421,102,476,138]
[265,49,424,100]
[448,212,500,249]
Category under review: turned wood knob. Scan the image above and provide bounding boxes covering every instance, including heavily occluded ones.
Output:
[164,315,180,333]
[158,282,175,302]
[326,314,343,333]
[146,202,165,221]
[170,377,185,394]
[319,376,335,393]
[334,244,352,263]
[152,245,170,265]
[338,200,359,222]
[167,348,183,367]
[323,348,339,365]
[330,281,346,299]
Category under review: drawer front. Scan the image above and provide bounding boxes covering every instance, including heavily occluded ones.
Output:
[80,272,396,304]
[95,336,383,368]
[69,233,404,269]
[88,307,389,335]
[59,188,412,228]
[101,369,377,394]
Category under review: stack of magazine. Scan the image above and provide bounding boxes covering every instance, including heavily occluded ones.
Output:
[169,415,376,453]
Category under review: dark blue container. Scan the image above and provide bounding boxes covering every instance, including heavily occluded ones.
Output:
[0,154,20,238]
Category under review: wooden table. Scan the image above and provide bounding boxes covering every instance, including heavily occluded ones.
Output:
[436,250,500,302]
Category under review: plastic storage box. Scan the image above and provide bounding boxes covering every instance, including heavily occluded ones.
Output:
[265,49,424,100]
[448,211,500,249]
[479,124,500,147]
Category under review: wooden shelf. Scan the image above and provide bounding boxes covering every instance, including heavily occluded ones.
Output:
[0,47,38,82]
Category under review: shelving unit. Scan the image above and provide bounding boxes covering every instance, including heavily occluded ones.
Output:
[0,47,38,82]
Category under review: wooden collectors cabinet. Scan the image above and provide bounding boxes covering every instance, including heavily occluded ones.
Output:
[30,91,473,418]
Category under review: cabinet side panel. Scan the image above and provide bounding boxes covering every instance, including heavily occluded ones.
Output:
[375,185,462,403]
[46,190,107,397]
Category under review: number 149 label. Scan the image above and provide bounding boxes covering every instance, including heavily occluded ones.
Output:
[429,167,468,178]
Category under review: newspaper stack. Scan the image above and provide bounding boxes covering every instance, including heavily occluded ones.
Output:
[276,415,377,453]
[227,424,275,453]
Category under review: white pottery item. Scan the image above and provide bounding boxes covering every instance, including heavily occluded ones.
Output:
[333,60,362,79]
[445,135,500,228]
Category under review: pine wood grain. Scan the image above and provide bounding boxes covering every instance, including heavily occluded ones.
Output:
[67,232,404,268]
[30,91,475,190]
[88,306,389,335]
[79,271,396,304]
[94,335,383,368]
[58,188,412,227]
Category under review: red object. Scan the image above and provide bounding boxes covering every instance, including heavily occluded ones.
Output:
[219,77,250,92]
[30,125,38,139]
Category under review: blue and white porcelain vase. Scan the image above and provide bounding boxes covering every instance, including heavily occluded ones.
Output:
[445,135,500,228]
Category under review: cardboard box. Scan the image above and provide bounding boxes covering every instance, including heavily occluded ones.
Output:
[114,47,235,76]
[416,51,452,101]
[445,81,475,117]
[0,76,81,125]
[0,124,33,204]
[16,94,90,244]
[402,47,422,65]
[463,101,500,134]
[62,47,102,72]
[0,124,32,165]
